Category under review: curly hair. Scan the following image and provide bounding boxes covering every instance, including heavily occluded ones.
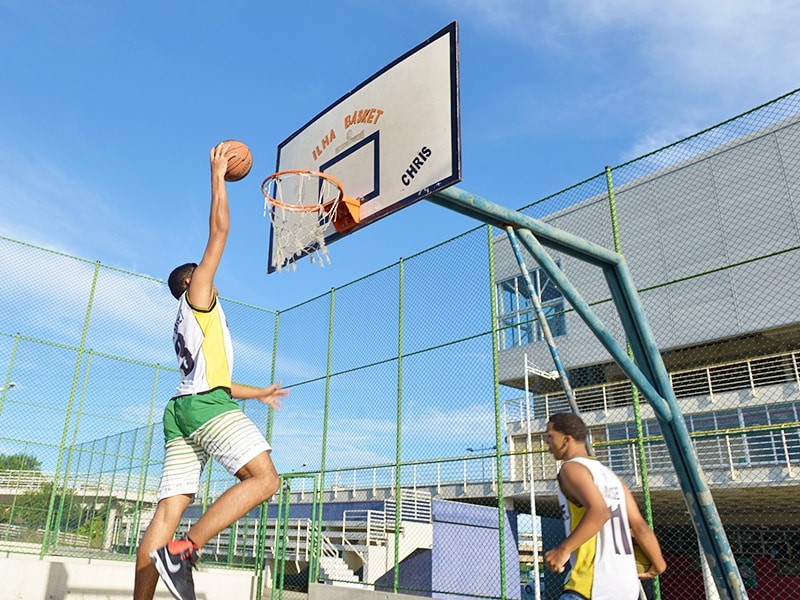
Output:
[167,263,197,299]
[548,412,588,441]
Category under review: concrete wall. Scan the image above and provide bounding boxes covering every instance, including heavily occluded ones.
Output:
[0,554,430,600]
[495,113,800,376]
[0,553,257,600]
[431,501,520,599]
[308,582,423,599]
[372,500,521,600]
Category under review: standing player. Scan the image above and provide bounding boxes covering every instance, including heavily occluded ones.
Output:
[544,412,666,600]
[133,142,290,600]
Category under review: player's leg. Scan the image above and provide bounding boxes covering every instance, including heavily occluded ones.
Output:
[140,436,206,600]
[134,493,192,600]
[187,450,279,546]
[183,409,279,547]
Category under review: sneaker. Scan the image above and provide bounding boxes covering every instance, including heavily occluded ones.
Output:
[149,535,199,600]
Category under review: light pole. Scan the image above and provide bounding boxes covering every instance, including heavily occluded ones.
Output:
[466,444,497,481]
[0,382,17,420]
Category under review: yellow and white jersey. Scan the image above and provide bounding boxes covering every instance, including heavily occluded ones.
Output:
[557,456,639,600]
[172,291,233,396]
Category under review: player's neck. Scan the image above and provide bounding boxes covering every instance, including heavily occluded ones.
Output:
[564,444,591,461]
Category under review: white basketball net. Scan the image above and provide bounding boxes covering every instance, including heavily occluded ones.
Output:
[262,171,344,272]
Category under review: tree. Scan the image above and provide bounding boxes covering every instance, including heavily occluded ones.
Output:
[78,513,107,548]
[0,453,43,525]
[14,482,83,530]
[0,453,41,471]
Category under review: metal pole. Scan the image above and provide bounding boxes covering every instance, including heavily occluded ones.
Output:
[394,258,405,593]
[506,227,576,412]
[430,186,748,600]
[487,225,509,600]
[505,225,594,456]
[42,260,101,557]
[605,166,661,600]
[523,354,542,600]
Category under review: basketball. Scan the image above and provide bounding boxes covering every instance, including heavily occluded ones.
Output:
[634,541,652,574]
[223,140,253,182]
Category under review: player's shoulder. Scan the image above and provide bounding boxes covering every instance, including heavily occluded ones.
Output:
[559,458,596,480]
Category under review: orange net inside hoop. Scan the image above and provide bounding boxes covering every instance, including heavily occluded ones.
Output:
[261,170,359,272]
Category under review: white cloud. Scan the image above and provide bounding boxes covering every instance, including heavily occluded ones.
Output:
[567,0,800,91]
[0,146,116,257]
[0,240,172,362]
[558,1,800,154]
[446,0,800,157]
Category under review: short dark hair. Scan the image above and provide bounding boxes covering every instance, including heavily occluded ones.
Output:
[548,412,588,441]
[168,263,197,299]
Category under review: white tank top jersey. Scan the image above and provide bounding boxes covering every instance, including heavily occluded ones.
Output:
[172,292,234,396]
[557,456,639,600]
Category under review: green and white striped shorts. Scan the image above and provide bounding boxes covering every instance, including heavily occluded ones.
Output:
[157,408,272,501]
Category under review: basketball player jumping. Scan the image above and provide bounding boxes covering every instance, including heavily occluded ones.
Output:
[544,413,666,600]
[133,142,289,600]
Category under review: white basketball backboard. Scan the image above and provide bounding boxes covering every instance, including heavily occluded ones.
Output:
[268,21,461,272]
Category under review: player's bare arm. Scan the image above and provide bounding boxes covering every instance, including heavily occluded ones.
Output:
[545,461,612,572]
[188,142,234,310]
[230,381,290,411]
[623,483,667,579]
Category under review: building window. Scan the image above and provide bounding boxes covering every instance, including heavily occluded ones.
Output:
[496,267,566,350]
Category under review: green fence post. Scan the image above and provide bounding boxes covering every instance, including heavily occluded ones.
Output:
[130,366,162,557]
[315,288,336,585]
[270,478,290,600]
[54,349,95,552]
[256,309,281,597]
[605,166,661,600]
[41,260,100,557]
[393,258,405,593]
[487,225,509,599]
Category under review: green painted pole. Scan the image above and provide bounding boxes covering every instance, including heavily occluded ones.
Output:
[270,479,290,600]
[393,258,405,593]
[488,225,509,599]
[41,260,100,557]
[54,349,95,551]
[306,473,322,588]
[315,288,336,584]
[126,426,141,557]
[605,166,661,600]
[257,309,281,595]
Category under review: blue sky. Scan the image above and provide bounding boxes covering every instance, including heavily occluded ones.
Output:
[3,1,800,310]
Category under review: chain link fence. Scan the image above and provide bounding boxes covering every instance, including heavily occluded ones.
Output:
[2,89,800,599]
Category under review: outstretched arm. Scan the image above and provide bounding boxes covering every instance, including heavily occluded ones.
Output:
[544,461,611,573]
[230,381,289,411]
[624,483,667,579]
[188,142,237,310]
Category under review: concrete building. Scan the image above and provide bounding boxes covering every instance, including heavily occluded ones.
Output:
[497,110,800,597]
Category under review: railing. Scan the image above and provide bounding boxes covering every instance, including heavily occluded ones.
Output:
[163,424,800,561]
[298,424,800,499]
[505,349,800,419]
[383,489,432,524]
[0,469,47,490]
[0,468,159,502]
[175,492,434,564]
[17,428,787,562]
[341,509,386,548]
[596,423,800,482]
[320,534,339,558]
